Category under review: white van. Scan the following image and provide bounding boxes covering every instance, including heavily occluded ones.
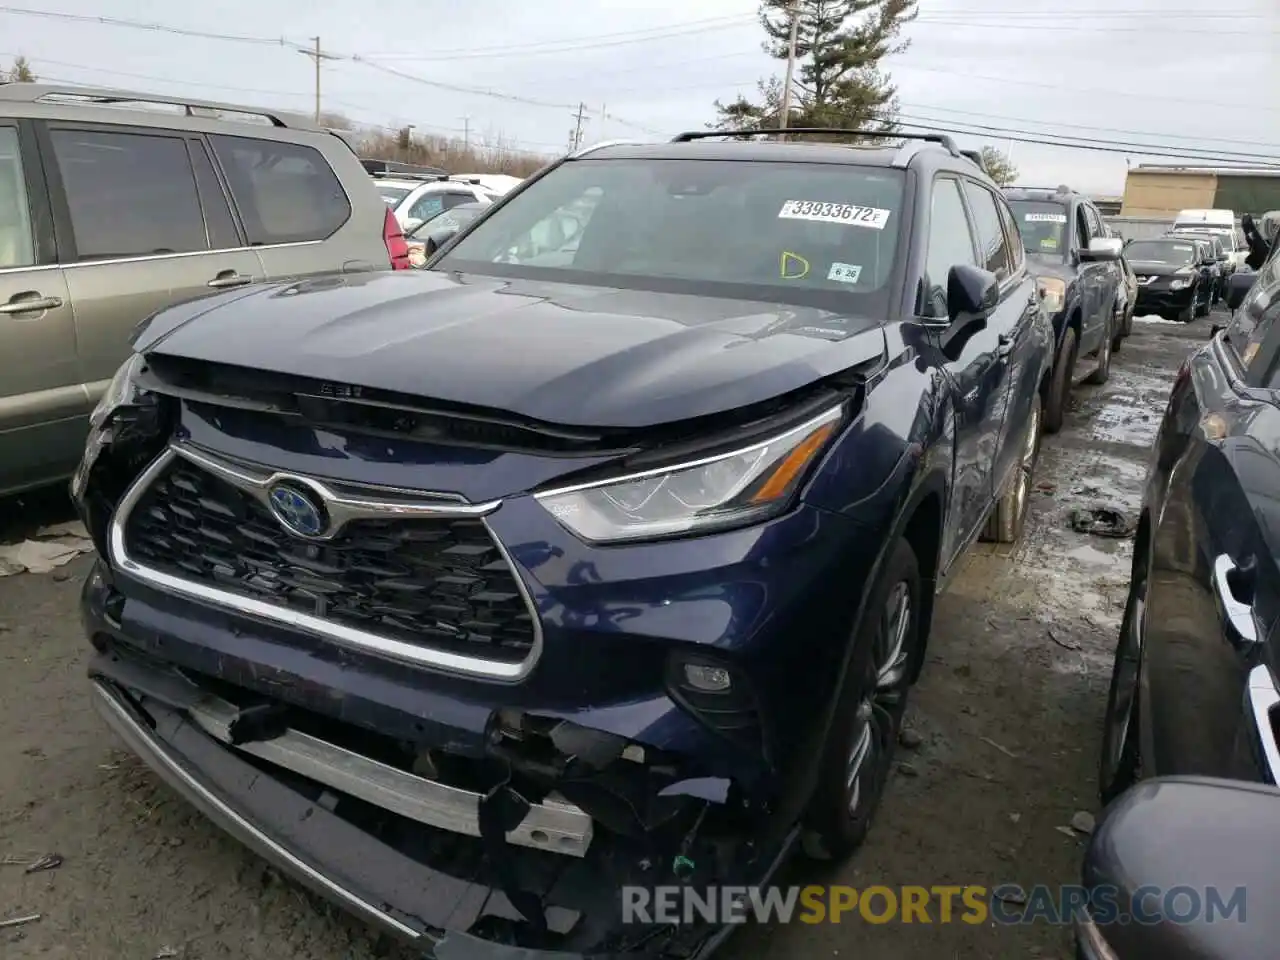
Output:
[1172,209,1247,269]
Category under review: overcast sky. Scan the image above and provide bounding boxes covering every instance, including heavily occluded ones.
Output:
[3,0,1277,194]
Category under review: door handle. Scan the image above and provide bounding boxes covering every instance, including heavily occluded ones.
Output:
[0,293,63,315]
[207,271,253,289]
[996,333,1015,358]
[1212,553,1258,647]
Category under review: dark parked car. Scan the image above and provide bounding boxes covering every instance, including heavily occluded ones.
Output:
[1078,777,1277,960]
[1165,231,1228,305]
[1003,186,1125,433]
[1098,243,1280,804]
[74,128,1053,958]
[1124,237,1216,323]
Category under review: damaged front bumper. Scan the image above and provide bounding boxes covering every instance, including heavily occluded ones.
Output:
[85,583,798,958]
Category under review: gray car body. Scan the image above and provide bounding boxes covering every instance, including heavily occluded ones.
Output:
[0,84,393,497]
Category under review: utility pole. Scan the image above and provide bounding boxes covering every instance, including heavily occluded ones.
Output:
[779,0,800,136]
[461,115,471,150]
[298,37,339,123]
[571,102,587,150]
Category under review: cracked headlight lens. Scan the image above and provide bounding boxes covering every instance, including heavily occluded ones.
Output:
[89,353,145,431]
[536,405,843,543]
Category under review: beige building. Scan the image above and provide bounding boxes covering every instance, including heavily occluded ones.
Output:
[1120,165,1280,218]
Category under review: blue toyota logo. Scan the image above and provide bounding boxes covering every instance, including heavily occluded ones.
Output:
[267,484,326,537]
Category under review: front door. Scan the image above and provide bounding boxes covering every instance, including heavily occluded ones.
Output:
[919,176,1009,567]
[0,119,82,494]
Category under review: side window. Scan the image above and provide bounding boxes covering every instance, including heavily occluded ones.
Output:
[209,135,350,245]
[441,192,475,211]
[960,180,1012,280]
[995,195,1024,274]
[920,177,978,319]
[408,192,445,222]
[1083,204,1103,240]
[0,125,34,268]
[1227,252,1280,374]
[49,128,207,261]
[187,140,240,250]
[1074,205,1090,252]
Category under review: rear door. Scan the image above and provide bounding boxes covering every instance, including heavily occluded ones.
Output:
[0,118,78,494]
[207,134,356,280]
[960,178,1037,508]
[41,123,264,400]
[1144,254,1280,781]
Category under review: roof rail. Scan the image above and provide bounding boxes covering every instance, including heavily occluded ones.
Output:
[360,158,448,178]
[571,138,646,158]
[669,127,961,156]
[0,82,320,129]
[957,148,985,171]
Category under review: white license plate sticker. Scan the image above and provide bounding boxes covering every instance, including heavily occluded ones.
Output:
[778,201,891,229]
[827,262,863,284]
[1025,213,1067,223]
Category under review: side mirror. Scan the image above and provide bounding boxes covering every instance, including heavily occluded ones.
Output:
[423,227,460,258]
[1079,777,1273,960]
[946,263,1000,325]
[1081,237,1123,262]
[1226,270,1258,310]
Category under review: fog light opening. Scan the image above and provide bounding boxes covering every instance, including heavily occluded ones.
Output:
[683,663,733,693]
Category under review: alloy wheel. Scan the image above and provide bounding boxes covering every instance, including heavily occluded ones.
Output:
[1009,400,1041,528]
[845,582,912,816]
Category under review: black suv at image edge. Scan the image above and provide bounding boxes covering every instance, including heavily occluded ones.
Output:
[1002,186,1126,433]
[74,129,1053,958]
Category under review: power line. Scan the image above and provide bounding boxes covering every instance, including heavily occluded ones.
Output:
[889,117,1280,166]
[0,5,302,46]
[910,16,1274,35]
[362,15,759,61]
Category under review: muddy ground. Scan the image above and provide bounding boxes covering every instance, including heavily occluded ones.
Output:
[0,313,1214,959]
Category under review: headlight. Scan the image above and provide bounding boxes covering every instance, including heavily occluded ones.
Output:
[72,354,146,502]
[1169,279,1191,290]
[535,405,844,543]
[90,353,145,431]
[1036,277,1066,313]
[1175,265,1194,275]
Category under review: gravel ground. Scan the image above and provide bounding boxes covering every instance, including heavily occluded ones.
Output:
[0,313,1215,960]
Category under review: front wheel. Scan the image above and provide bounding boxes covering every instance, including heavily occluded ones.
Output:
[1086,315,1113,385]
[801,538,920,863]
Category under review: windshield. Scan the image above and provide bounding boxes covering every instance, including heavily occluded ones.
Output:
[434,158,906,313]
[407,204,484,238]
[1006,200,1070,258]
[378,185,413,207]
[1126,240,1196,264]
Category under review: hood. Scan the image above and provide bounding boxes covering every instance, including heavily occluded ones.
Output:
[1128,260,1194,278]
[1024,259,1074,284]
[135,270,886,429]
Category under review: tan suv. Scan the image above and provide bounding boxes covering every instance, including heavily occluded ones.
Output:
[0,83,408,497]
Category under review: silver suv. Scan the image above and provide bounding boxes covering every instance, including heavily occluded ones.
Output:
[0,83,407,497]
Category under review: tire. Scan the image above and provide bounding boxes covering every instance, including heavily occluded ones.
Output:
[1099,553,1147,805]
[1177,298,1195,323]
[801,538,921,863]
[980,393,1042,544]
[1195,283,1210,318]
[1122,303,1134,338]
[1086,314,1113,385]
[1111,305,1124,353]
[1043,326,1078,435]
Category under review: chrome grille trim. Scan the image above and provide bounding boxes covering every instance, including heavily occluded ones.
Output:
[108,446,543,681]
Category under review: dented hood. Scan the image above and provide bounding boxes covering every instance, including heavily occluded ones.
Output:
[134,270,886,428]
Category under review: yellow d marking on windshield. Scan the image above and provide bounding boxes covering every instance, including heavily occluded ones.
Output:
[781,251,811,279]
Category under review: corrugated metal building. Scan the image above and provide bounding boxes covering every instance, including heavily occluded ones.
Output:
[1120,165,1280,217]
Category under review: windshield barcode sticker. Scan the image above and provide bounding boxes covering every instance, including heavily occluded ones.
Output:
[1024,213,1067,223]
[778,201,891,229]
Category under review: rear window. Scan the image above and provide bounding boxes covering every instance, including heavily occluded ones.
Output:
[1006,200,1069,257]
[50,128,209,261]
[378,185,413,207]
[209,135,351,245]
[436,158,906,314]
[1125,240,1195,264]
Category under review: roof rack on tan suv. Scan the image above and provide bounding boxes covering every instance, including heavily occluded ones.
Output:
[0,81,322,130]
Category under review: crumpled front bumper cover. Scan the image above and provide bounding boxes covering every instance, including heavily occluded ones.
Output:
[88,648,783,959]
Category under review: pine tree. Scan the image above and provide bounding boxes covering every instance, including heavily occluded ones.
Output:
[5,56,37,83]
[713,0,916,135]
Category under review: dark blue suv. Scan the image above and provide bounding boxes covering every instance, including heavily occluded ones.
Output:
[74,129,1053,958]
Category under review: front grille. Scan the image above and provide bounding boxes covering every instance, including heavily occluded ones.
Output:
[122,459,536,662]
